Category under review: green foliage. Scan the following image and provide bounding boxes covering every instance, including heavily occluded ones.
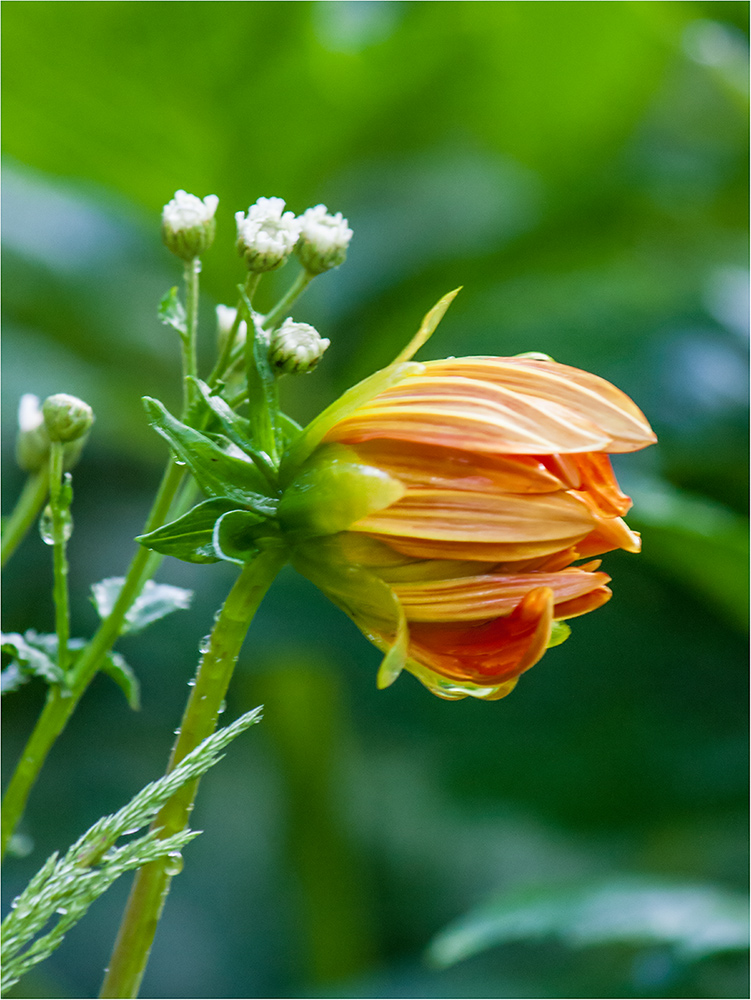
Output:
[157,287,188,339]
[1,707,263,995]
[90,577,194,634]
[427,878,750,968]
[0,632,66,692]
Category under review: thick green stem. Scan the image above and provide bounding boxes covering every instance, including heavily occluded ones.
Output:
[182,258,200,414]
[48,442,70,675]
[99,547,285,999]
[1,468,49,568]
[0,460,186,861]
[263,268,313,330]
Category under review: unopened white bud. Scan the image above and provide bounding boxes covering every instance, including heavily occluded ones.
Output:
[162,190,219,260]
[235,197,302,273]
[296,204,353,275]
[16,395,89,472]
[42,393,94,444]
[269,319,330,375]
[216,305,247,351]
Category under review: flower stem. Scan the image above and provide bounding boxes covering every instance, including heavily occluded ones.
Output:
[1,468,49,569]
[48,442,71,675]
[207,273,261,387]
[0,460,187,861]
[263,269,313,330]
[182,258,201,414]
[99,546,285,999]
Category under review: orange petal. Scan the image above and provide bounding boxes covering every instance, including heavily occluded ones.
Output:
[553,586,612,619]
[568,453,633,517]
[354,488,595,546]
[350,440,566,494]
[326,375,612,455]
[393,568,611,622]
[423,358,656,453]
[577,516,641,557]
[405,586,554,687]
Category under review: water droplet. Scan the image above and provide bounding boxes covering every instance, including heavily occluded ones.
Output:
[174,460,187,467]
[217,699,226,715]
[187,679,195,687]
[198,634,212,655]
[164,851,184,876]
[173,727,182,736]
[38,505,73,544]
[56,907,68,915]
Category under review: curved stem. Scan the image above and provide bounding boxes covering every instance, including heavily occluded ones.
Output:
[1,469,49,569]
[263,269,313,330]
[100,546,285,999]
[0,460,187,861]
[207,273,261,388]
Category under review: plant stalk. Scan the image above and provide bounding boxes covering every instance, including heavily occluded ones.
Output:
[99,546,285,999]
[48,442,71,675]
[182,258,201,413]
[1,468,50,569]
[263,268,313,330]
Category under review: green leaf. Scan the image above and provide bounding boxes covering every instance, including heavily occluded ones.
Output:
[143,396,276,506]
[136,499,241,563]
[547,620,571,648]
[101,651,140,710]
[189,379,277,484]
[157,286,187,337]
[427,878,750,968]
[212,509,276,565]
[1,631,66,691]
[91,577,193,631]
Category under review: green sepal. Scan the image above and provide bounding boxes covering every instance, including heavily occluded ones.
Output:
[1,631,67,692]
[143,397,275,506]
[212,509,280,565]
[101,651,141,710]
[547,620,571,648]
[91,577,194,629]
[158,287,187,338]
[136,498,245,563]
[279,443,405,540]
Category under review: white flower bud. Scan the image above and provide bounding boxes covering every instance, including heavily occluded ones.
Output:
[16,395,50,472]
[235,197,302,273]
[162,190,219,260]
[296,204,353,275]
[216,304,247,351]
[42,393,94,443]
[269,319,330,375]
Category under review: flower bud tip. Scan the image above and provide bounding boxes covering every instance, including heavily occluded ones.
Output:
[42,393,94,443]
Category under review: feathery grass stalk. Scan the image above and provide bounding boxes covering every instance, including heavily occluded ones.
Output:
[100,546,285,998]
[1,468,50,569]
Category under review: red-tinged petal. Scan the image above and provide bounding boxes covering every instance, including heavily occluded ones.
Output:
[405,587,554,687]
[424,358,656,453]
[553,586,612,619]
[568,453,633,517]
[350,440,566,494]
[354,488,595,546]
[326,375,612,455]
[393,568,611,622]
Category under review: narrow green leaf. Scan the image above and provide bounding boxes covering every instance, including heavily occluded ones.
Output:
[91,577,194,631]
[143,396,275,506]
[101,651,141,710]
[157,286,187,337]
[135,499,237,563]
[427,878,751,968]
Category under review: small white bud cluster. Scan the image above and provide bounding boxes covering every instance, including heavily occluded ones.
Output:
[296,204,353,275]
[162,190,219,261]
[269,319,330,375]
[235,197,302,273]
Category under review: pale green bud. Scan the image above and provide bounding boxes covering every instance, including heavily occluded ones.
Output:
[42,393,94,443]
[235,197,302,273]
[295,204,353,275]
[162,190,219,261]
[269,319,330,375]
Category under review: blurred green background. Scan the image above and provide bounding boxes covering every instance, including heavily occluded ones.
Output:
[2,2,748,998]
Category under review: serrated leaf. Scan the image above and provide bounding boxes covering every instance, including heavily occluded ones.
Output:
[91,578,193,633]
[143,396,276,506]
[1,632,66,689]
[135,498,241,563]
[212,509,274,565]
[427,878,751,968]
[101,651,140,710]
[158,286,187,337]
